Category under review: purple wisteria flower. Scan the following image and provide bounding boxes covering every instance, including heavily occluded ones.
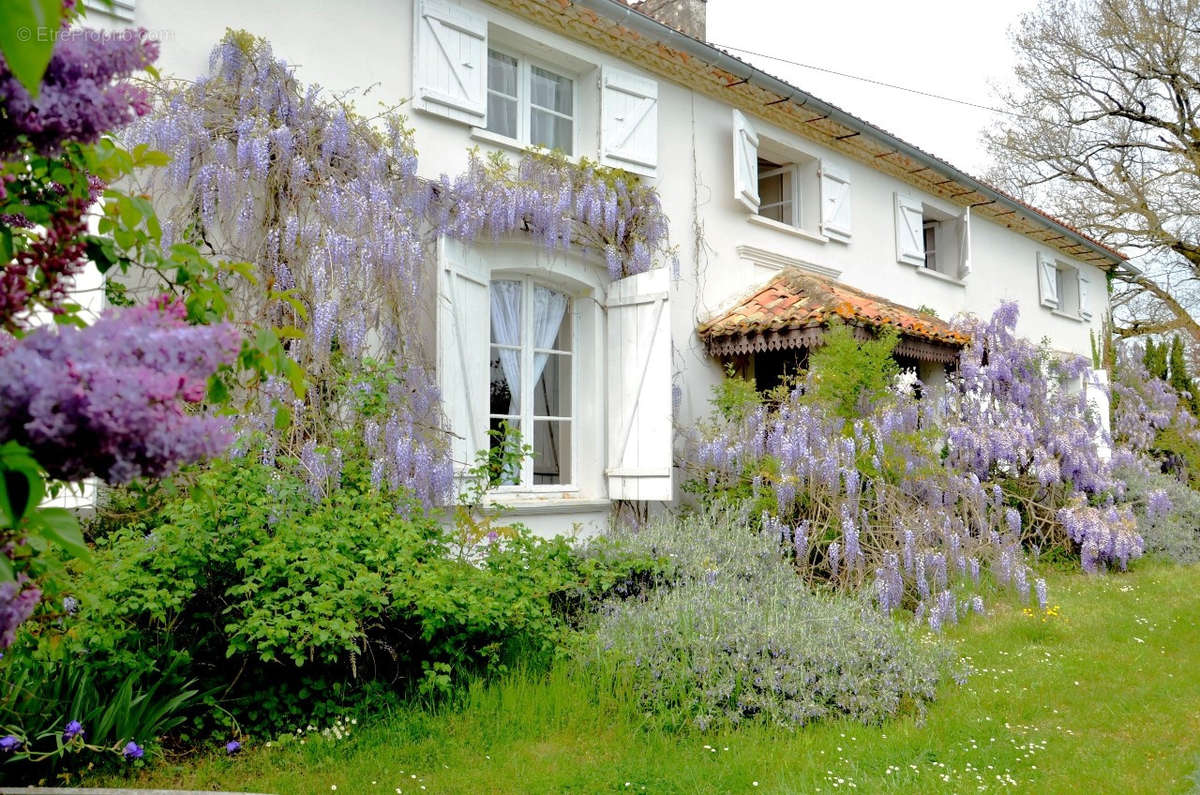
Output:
[1147,489,1172,521]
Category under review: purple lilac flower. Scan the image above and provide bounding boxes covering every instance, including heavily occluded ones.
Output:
[0,297,239,484]
[0,578,41,649]
[0,28,159,157]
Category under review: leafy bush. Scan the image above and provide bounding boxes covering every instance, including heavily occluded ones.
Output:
[576,509,947,731]
[1115,462,1200,564]
[18,450,658,739]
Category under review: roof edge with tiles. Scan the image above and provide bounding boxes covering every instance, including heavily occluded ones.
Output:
[698,268,971,358]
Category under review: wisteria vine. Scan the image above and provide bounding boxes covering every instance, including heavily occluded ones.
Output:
[126,31,674,505]
[687,303,1142,628]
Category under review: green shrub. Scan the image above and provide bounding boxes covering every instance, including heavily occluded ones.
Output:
[575,508,947,731]
[805,321,900,422]
[16,452,659,739]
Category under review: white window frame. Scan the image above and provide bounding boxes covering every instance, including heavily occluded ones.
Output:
[489,276,578,493]
[484,46,578,156]
[757,164,801,228]
[1053,262,1083,320]
[922,218,940,273]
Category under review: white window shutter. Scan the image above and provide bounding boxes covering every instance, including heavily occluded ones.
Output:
[413,0,487,125]
[437,237,491,484]
[1079,272,1093,319]
[1038,252,1059,309]
[895,194,925,267]
[820,164,852,243]
[732,109,760,212]
[606,268,673,501]
[957,206,972,279]
[601,67,658,177]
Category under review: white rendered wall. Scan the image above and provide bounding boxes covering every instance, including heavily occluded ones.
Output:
[89,0,1113,531]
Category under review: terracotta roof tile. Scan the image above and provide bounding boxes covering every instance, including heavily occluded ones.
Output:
[697,269,970,347]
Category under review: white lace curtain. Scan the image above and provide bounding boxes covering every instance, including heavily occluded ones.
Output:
[489,280,568,417]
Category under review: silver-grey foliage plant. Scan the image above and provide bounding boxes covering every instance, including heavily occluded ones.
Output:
[578,507,948,731]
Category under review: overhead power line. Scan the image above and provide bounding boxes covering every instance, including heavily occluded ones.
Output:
[707,41,1026,119]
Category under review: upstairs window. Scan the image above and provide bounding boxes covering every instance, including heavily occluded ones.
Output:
[485,48,575,154]
[757,159,798,226]
[895,194,971,281]
[489,278,574,487]
[732,110,847,241]
[1038,253,1091,319]
[922,219,939,272]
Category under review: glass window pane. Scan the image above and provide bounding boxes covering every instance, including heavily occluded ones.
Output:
[488,50,518,96]
[532,420,570,485]
[759,172,783,207]
[530,109,573,154]
[488,417,522,486]
[530,65,572,115]
[533,352,571,418]
[490,346,520,416]
[487,93,518,139]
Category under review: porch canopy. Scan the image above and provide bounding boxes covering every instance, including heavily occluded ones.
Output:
[697,268,970,364]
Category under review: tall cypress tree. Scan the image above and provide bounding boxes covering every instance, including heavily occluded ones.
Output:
[1169,335,1199,415]
[1145,339,1169,380]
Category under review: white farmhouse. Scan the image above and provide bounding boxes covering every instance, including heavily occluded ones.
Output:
[87,0,1125,534]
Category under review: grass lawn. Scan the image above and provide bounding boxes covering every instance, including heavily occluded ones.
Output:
[90,560,1200,794]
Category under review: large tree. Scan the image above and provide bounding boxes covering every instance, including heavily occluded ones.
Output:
[985,0,1200,344]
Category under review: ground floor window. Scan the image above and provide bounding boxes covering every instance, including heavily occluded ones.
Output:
[488,278,573,487]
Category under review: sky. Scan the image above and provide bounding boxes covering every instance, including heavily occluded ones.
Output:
[704,0,1042,177]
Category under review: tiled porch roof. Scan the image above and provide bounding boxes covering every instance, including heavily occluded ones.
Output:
[697,269,970,363]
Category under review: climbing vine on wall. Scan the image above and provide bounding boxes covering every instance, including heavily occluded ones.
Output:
[128,30,674,505]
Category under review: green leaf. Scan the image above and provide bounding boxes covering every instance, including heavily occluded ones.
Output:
[33,507,90,563]
[273,403,292,431]
[207,374,230,404]
[283,357,307,400]
[0,0,62,96]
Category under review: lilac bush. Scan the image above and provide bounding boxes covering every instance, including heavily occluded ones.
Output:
[0,297,238,483]
[0,27,158,157]
[685,303,1142,624]
[0,578,40,650]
